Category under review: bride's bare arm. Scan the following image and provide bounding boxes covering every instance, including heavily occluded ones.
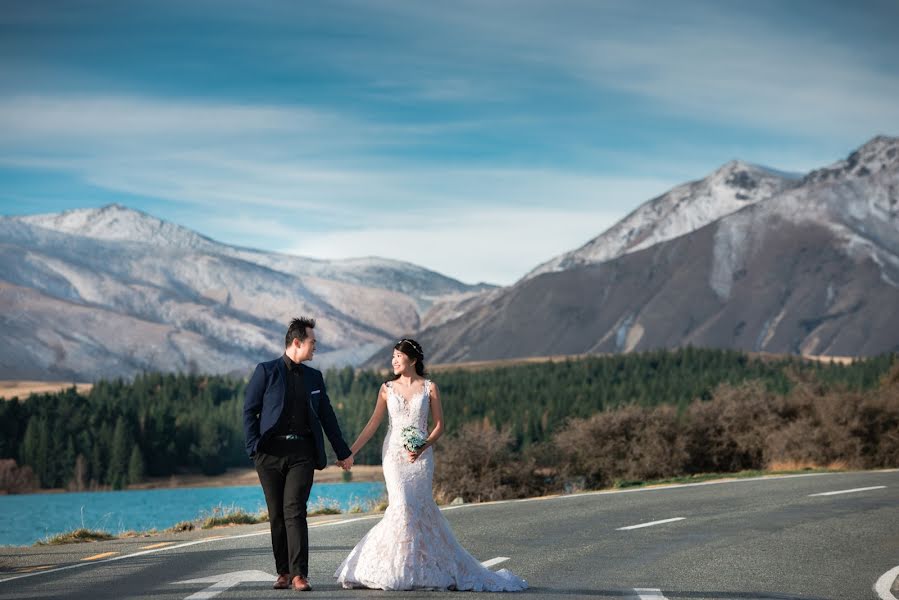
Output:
[349,383,389,457]
[423,382,444,450]
[408,382,443,463]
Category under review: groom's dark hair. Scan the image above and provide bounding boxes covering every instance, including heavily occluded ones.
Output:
[285,317,316,348]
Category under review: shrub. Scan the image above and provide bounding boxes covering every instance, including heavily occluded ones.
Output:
[307,497,342,516]
[433,421,540,503]
[554,404,687,489]
[36,528,114,545]
[0,459,38,494]
[200,504,267,529]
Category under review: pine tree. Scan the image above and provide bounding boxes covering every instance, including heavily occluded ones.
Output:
[128,446,144,485]
[107,417,129,489]
[191,420,225,476]
[70,454,88,491]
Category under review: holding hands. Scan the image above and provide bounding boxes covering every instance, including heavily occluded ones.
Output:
[336,454,355,471]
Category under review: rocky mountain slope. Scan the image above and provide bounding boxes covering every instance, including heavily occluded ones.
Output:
[0,205,489,380]
[380,136,899,365]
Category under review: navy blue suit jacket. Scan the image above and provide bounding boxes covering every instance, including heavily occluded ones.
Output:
[243,356,352,470]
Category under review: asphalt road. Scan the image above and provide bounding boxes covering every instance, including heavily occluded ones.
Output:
[0,470,896,600]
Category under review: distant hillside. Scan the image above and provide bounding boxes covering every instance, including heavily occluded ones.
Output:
[380,135,899,366]
[0,204,493,381]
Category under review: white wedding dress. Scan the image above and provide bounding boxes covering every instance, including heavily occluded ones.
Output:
[334,380,528,591]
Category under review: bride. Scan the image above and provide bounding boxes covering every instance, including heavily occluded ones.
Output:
[334,339,527,591]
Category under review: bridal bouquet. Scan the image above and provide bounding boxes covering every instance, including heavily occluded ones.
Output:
[400,425,427,452]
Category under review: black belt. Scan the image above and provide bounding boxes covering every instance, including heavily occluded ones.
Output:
[272,434,310,441]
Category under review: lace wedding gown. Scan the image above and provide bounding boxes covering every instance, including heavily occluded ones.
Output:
[334,380,528,591]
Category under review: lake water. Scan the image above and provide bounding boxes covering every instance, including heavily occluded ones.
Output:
[0,481,385,547]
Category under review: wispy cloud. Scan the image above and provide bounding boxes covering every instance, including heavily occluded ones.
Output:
[0,96,345,139]
[283,206,628,286]
[1,0,896,285]
[568,31,899,139]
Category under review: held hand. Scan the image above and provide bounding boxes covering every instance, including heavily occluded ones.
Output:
[341,454,354,470]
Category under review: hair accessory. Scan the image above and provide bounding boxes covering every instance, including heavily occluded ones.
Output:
[397,338,424,359]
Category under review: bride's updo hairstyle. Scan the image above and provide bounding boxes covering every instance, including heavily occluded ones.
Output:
[391,338,427,379]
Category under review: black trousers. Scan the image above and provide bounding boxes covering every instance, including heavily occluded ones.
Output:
[255,438,316,577]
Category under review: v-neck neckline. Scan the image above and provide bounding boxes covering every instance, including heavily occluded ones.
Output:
[390,380,427,405]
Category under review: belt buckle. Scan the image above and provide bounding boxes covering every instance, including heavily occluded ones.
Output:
[285,434,299,441]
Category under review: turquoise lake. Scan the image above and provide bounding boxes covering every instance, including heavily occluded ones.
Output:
[0,481,385,546]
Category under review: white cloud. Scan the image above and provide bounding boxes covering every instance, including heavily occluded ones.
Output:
[0,96,335,139]
[569,32,899,139]
[279,184,668,286]
[282,209,613,286]
[362,2,899,140]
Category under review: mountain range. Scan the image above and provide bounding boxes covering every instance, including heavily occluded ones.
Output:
[3,135,897,381]
[365,135,899,365]
[0,205,490,380]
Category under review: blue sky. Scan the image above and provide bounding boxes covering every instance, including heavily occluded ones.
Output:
[1,1,897,285]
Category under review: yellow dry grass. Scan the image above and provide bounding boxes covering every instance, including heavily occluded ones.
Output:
[425,351,859,373]
[766,459,851,472]
[0,380,93,400]
[127,464,384,491]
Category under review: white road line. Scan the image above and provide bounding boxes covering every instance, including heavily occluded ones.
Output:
[480,556,509,568]
[809,486,886,497]
[874,565,899,600]
[634,588,669,599]
[174,570,274,600]
[617,517,685,531]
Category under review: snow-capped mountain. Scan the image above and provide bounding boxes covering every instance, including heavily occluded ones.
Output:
[524,160,801,280]
[0,206,491,381]
[21,204,491,308]
[376,136,899,365]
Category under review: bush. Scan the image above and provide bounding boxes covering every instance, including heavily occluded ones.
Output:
[36,528,114,545]
[0,459,38,494]
[684,364,899,472]
[199,504,267,528]
[554,404,687,489]
[433,420,544,503]
[683,380,779,473]
[308,497,342,516]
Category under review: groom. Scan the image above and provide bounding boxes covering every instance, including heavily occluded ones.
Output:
[244,317,354,591]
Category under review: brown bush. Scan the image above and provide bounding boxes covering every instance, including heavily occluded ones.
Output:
[683,380,782,473]
[686,364,899,472]
[433,420,541,503]
[553,404,687,489]
[435,362,899,502]
[0,459,38,494]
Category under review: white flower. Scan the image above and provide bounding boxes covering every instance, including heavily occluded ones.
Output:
[401,425,427,452]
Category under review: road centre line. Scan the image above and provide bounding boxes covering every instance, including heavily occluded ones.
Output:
[480,557,509,568]
[874,565,899,600]
[80,552,118,561]
[809,486,886,497]
[635,589,670,599]
[140,542,176,550]
[2,470,894,586]
[11,565,51,573]
[617,517,685,531]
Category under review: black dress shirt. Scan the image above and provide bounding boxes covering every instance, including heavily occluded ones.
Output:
[271,354,311,436]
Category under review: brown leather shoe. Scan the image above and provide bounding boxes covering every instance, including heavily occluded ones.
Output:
[273,574,290,589]
[292,575,312,591]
